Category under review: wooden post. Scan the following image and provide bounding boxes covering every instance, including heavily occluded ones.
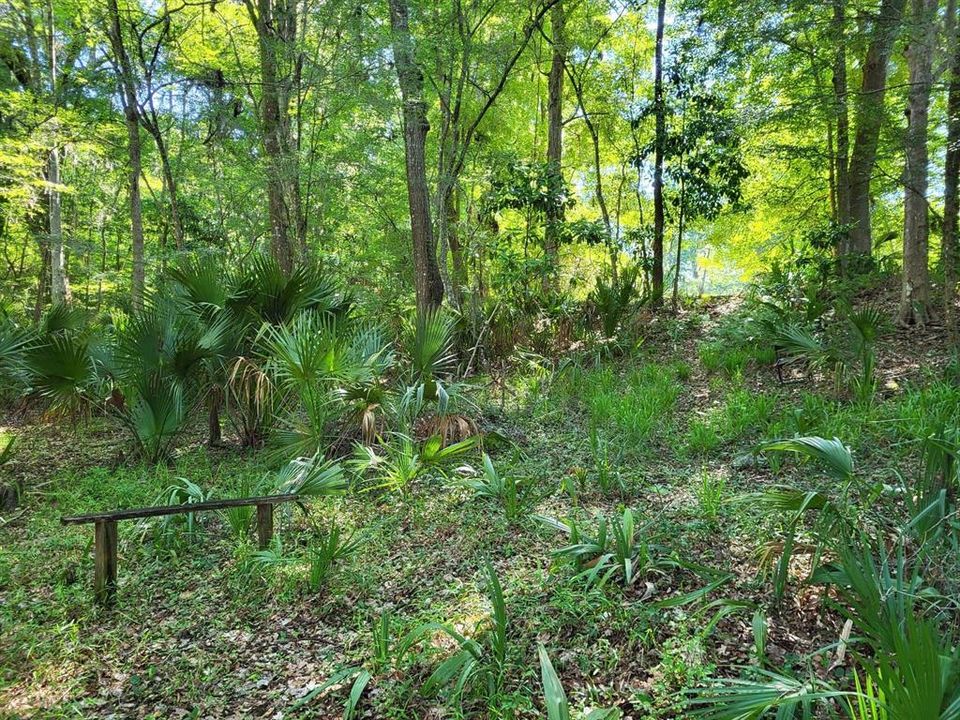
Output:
[94,520,118,607]
[256,503,273,549]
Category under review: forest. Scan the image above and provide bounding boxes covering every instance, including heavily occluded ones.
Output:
[1,0,960,717]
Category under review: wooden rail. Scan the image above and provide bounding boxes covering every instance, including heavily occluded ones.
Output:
[61,494,300,606]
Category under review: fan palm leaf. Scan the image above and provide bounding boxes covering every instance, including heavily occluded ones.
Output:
[763,436,853,481]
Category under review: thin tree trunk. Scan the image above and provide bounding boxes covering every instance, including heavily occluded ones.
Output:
[847,0,908,258]
[672,174,685,311]
[107,0,145,310]
[46,1,68,305]
[652,0,667,307]
[143,110,184,251]
[389,0,444,310]
[832,0,851,245]
[946,0,960,345]
[47,147,68,304]
[543,0,565,291]
[445,187,465,306]
[898,0,937,325]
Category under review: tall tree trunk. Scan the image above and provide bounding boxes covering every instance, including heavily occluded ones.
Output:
[247,0,301,274]
[46,1,68,305]
[898,0,937,326]
[652,0,667,307]
[832,0,851,246]
[107,0,145,310]
[389,0,444,310]
[946,0,960,345]
[847,0,908,258]
[543,0,565,291]
[47,145,68,304]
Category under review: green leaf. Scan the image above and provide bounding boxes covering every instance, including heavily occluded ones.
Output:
[538,644,570,720]
[762,436,853,480]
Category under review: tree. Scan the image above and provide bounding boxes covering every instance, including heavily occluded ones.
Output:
[106,0,146,310]
[898,0,938,326]
[845,0,907,258]
[562,5,622,282]
[244,0,304,274]
[946,0,960,344]
[543,0,566,290]
[388,0,444,311]
[652,0,667,306]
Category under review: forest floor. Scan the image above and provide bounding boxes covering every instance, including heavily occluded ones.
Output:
[1,285,957,719]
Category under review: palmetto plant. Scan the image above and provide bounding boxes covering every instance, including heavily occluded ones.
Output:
[263,313,396,458]
[109,300,230,462]
[22,303,104,417]
[400,562,509,707]
[308,523,366,592]
[753,437,855,601]
[695,435,960,720]
[536,508,675,587]
[588,264,639,339]
[0,315,34,396]
[25,332,100,417]
[773,305,885,402]
[400,308,478,443]
[226,355,274,447]
[168,252,352,450]
[350,433,479,494]
[146,477,209,547]
[272,454,348,497]
[692,538,960,720]
[539,644,620,720]
[460,453,530,521]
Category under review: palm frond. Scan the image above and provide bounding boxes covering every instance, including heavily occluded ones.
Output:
[762,436,853,480]
[273,455,347,497]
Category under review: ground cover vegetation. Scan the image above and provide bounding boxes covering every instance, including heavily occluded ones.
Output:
[2,0,960,718]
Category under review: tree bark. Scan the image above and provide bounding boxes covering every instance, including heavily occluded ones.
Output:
[898,0,937,325]
[543,0,566,290]
[445,187,465,306]
[46,0,69,305]
[946,1,960,345]
[832,0,851,239]
[47,145,68,304]
[672,171,685,311]
[246,0,302,274]
[107,0,146,311]
[652,0,667,307]
[389,0,444,310]
[846,0,908,258]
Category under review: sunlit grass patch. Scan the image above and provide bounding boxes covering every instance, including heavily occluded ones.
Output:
[682,388,778,456]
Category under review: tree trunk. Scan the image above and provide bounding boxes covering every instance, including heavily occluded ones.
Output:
[543,0,565,291]
[898,0,937,326]
[846,0,908,258]
[46,3,69,305]
[672,173,685,311]
[248,0,301,274]
[652,0,667,307]
[143,114,184,251]
[445,187,465,306]
[389,0,444,311]
[946,1,960,345]
[107,0,145,311]
[832,0,851,246]
[47,145,69,304]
